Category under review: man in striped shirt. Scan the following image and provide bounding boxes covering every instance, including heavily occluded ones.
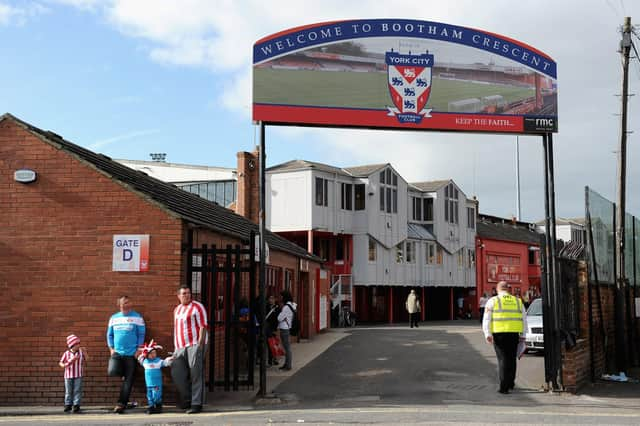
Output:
[171,285,209,414]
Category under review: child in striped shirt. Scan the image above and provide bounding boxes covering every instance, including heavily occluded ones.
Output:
[58,334,88,413]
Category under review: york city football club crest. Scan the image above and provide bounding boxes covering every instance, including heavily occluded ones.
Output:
[386,51,434,124]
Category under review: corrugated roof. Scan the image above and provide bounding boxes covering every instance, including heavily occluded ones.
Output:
[407,223,436,240]
[2,113,321,262]
[410,180,450,192]
[266,159,348,176]
[477,218,542,245]
[343,163,388,177]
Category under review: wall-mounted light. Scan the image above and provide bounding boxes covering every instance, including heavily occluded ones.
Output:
[14,169,37,183]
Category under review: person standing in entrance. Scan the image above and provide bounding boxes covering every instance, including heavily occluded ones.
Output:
[107,296,146,414]
[482,281,527,394]
[405,289,421,328]
[277,290,296,371]
[171,285,209,414]
[478,292,489,323]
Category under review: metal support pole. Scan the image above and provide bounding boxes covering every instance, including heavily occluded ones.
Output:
[542,133,560,390]
[516,136,521,221]
[614,16,631,374]
[547,133,563,389]
[258,121,267,397]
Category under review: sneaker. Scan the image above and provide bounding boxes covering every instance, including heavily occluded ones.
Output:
[186,404,202,414]
[113,405,125,414]
[63,405,72,413]
[72,405,80,413]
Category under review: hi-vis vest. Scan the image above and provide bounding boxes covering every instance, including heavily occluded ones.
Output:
[490,294,524,333]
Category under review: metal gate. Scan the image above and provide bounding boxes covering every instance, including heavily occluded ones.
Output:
[187,232,256,391]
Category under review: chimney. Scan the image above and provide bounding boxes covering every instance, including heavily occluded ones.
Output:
[236,150,260,223]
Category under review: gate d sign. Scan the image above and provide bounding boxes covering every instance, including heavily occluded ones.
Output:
[112,235,150,272]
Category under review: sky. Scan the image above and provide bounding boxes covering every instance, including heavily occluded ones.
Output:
[1,0,639,223]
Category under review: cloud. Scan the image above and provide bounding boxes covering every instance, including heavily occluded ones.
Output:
[89,128,160,150]
[0,1,48,26]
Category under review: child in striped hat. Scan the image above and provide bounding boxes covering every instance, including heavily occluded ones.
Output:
[58,334,88,413]
[137,339,173,414]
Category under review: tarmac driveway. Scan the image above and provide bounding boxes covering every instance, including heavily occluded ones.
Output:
[274,322,545,408]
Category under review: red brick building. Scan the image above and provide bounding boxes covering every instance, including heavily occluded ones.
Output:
[0,113,324,405]
[475,214,542,315]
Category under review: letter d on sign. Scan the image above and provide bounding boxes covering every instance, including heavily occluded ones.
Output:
[123,249,133,261]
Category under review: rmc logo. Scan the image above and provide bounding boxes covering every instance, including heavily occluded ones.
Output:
[536,118,554,127]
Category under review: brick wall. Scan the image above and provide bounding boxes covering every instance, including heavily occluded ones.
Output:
[0,119,187,405]
[562,260,639,392]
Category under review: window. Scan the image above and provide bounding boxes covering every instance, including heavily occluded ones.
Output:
[379,168,398,213]
[426,242,436,264]
[392,189,397,213]
[424,198,433,221]
[178,180,237,207]
[368,237,376,261]
[341,183,353,210]
[396,243,404,263]
[355,184,365,210]
[406,241,415,263]
[386,188,391,213]
[314,239,330,261]
[468,249,475,268]
[315,177,328,206]
[336,237,344,261]
[528,249,536,265]
[458,249,464,266]
[467,207,475,228]
[436,246,443,264]
[445,183,459,224]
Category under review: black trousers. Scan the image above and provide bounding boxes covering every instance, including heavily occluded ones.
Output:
[409,312,419,328]
[492,332,519,392]
[107,354,137,406]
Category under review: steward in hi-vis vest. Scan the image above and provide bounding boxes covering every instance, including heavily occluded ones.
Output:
[482,281,527,395]
[490,294,524,334]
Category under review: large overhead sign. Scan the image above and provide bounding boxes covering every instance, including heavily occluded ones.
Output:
[253,19,557,134]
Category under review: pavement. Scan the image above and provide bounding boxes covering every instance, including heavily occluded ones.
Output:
[0,329,348,417]
[2,326,640,417]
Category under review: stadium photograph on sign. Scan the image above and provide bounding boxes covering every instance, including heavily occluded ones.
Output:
[253,19,558,134]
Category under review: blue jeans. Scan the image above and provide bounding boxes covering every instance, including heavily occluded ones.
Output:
[64,377,83,406]
[146,386,162,407]
[108,353,137,406]
[279,329,292,369]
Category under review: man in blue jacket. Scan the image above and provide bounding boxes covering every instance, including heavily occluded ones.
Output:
[107,296,145,414]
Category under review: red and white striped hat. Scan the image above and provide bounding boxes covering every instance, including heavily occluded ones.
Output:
[66,334,80,348]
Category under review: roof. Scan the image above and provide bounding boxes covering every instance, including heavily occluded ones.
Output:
[1,113,321,262]
[410,180,450,192]
[115,159,236,183]
[476,217,542,246]
[535,217,586,227]
[268,160,390,179]
[266,159,348,176]
[343,163,388,177]
[407,223,436,241]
